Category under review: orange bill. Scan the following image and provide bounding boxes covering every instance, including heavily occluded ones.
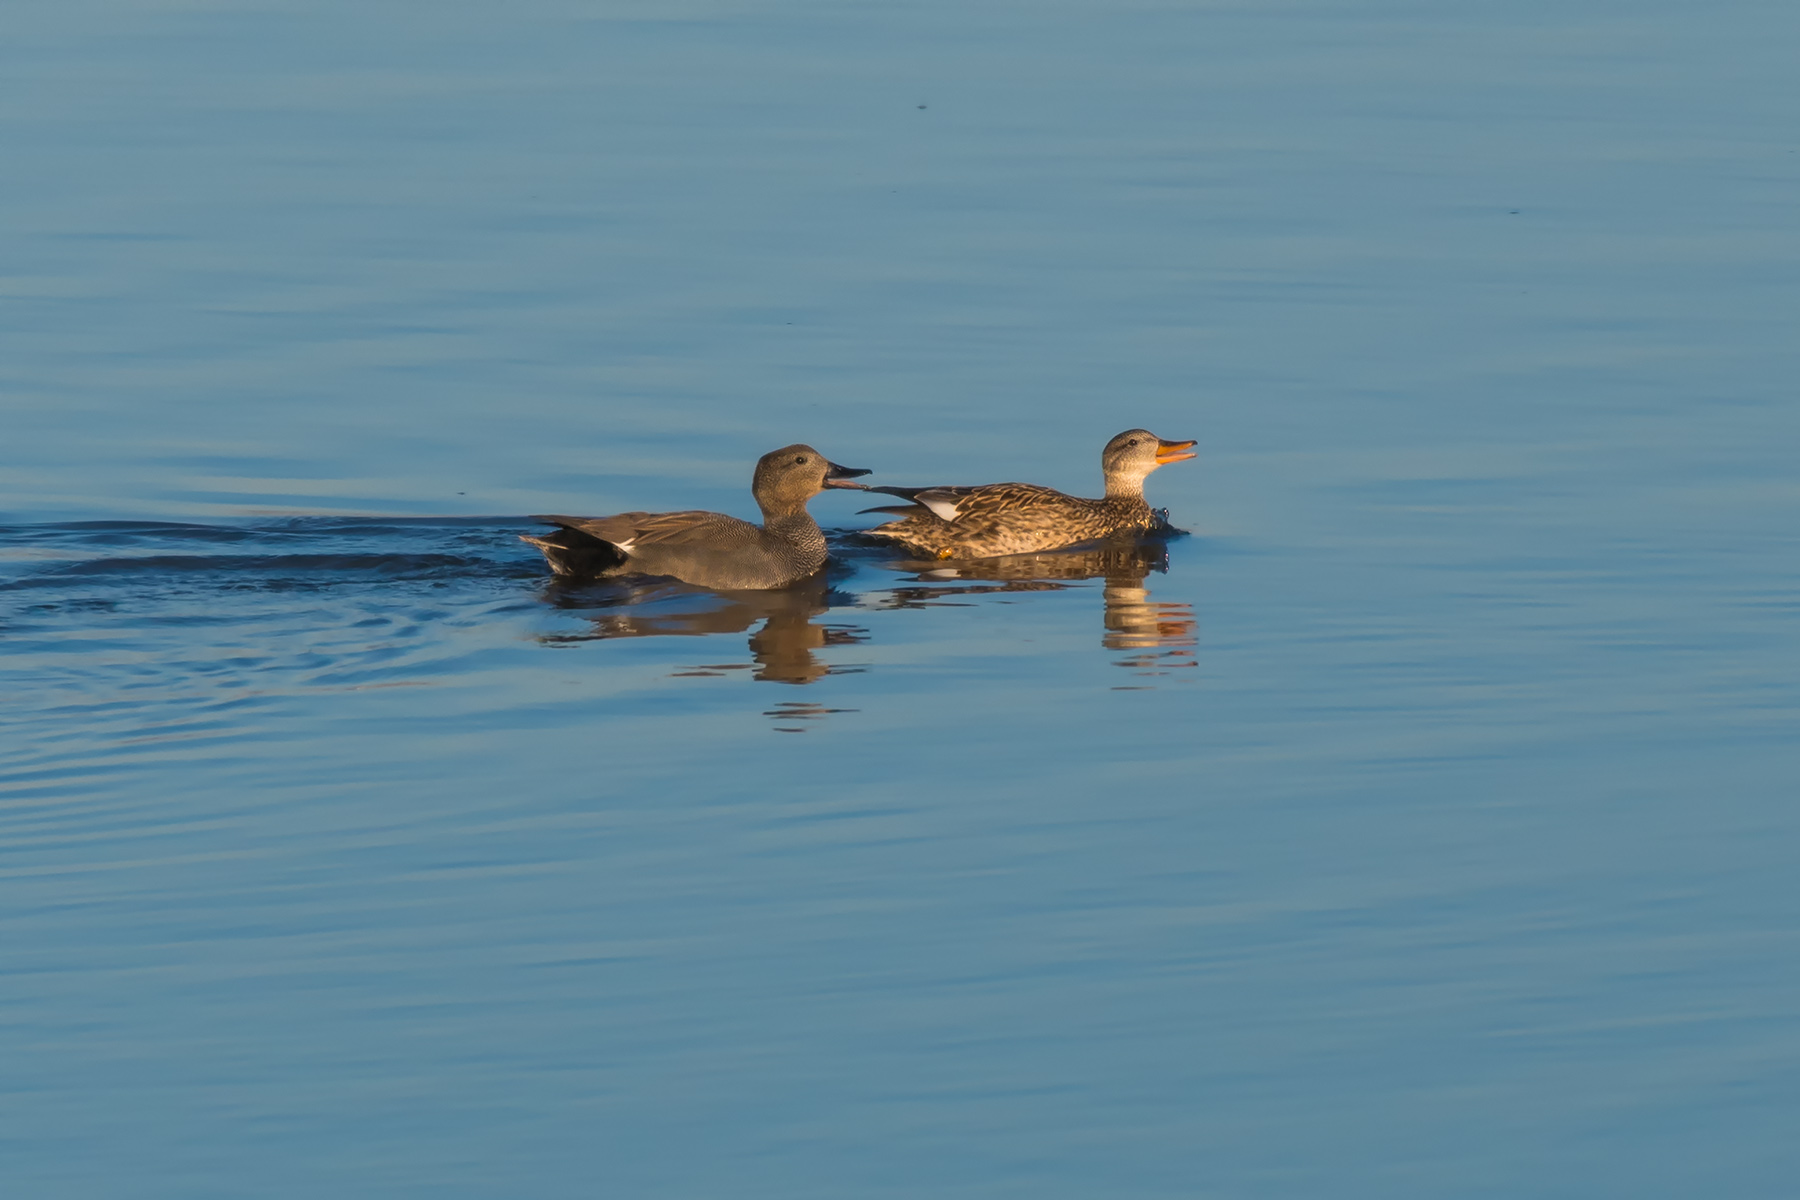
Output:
[1155,438,1198,464]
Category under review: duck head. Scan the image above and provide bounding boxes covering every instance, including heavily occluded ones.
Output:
[753,444,871,515]
[1101,429,1196,495]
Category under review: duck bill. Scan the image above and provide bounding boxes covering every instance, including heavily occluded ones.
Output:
[1154,439,1198,465]
[823,461,873,489]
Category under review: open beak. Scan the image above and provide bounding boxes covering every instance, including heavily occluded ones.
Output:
[1154,438,1198,465]
[823,461,872,489]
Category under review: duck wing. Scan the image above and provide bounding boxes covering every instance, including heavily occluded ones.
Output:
[534,510,762,552]
[859,483,1069,523]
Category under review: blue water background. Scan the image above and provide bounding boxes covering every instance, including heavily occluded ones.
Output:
[4,0,1799,1195]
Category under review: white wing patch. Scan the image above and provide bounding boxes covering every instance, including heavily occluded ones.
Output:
[614,538,638,553]
[918,494,963,522]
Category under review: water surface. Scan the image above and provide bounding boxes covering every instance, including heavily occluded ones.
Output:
[4,0,1799,1195]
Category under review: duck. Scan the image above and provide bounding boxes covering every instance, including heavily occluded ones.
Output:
[522,444,870,588]
[856,429,1195,559]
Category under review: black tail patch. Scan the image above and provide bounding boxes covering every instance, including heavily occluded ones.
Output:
[520,527,628,578]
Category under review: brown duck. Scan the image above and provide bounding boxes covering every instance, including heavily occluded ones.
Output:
[858,429,1195,559]
[522,444,869,588]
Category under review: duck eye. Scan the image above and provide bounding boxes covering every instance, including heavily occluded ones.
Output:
[1127,439,1139,447]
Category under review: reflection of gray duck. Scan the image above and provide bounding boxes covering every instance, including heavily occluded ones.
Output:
[538,574,866,685]
[857,429,1196,559]
[522,445,869,589]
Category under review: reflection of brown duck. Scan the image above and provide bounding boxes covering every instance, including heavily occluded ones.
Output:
[538,574,865,685]
[1099,577,1197,679]
[875,540,1196,677]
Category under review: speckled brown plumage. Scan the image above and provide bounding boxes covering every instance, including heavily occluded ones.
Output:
[859,429,1195,559]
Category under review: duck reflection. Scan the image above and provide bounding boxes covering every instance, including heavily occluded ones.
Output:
[764,701,860,733]
[538,572,867,686]
[874,539,1197,681]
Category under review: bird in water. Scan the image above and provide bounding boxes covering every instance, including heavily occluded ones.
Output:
[521,445,870,589]
[856,428,1196,559]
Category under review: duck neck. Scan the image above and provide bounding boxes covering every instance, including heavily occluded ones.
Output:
[759,503,824,550]
[1103,472,1148,502]
[760,501,815,530]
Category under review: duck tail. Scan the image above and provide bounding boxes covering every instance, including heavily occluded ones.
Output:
[860,485,930,502]
[520,526,628,578]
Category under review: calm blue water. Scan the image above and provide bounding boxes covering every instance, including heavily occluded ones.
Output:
[5,1,1799,1195]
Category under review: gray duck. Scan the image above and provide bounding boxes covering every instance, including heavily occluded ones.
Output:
[858,429,1195,559]
[522,444,869,588]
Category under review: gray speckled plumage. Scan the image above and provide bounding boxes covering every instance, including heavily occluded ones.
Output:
[859,429,1195,559]
[521,444,868,589]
